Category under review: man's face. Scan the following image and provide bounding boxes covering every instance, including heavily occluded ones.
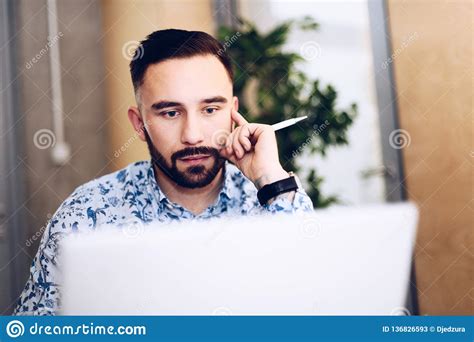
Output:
[135,55,235,189]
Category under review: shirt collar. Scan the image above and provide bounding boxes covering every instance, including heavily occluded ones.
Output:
[218,161,233,201]
[146,161,167,204]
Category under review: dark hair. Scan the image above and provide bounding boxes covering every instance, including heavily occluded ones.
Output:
[129,29,233,93]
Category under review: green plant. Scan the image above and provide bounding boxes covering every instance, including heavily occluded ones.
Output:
[218,17,357,208]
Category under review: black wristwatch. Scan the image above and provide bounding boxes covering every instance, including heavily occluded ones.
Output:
[257,173,298,206]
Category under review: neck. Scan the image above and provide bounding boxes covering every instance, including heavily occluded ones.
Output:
[153,164,225,215]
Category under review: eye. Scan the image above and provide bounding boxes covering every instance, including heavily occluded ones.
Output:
[161,110,179,118]
[204,107,218,115]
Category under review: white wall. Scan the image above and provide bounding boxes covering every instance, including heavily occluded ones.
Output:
[239,0,385,204]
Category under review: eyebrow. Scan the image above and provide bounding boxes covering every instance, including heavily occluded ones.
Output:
[150,96,228,111]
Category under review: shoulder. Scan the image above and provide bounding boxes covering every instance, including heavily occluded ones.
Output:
[51,160,151,231]
[74,160,150,196]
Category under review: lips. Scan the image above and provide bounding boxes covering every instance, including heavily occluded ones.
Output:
[180,154,210,161]
[178,155,211,165]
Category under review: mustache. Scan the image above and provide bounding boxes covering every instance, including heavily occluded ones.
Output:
[171,146,222,162]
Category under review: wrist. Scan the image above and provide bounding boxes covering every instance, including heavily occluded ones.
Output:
[253,167,289,190]
[255,170,299,206]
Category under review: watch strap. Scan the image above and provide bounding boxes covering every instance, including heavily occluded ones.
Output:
[257,175,298,206]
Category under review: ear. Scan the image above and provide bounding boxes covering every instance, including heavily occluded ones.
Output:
[232,96,239,112]
[127,106,147,142]
[231,96,239,130]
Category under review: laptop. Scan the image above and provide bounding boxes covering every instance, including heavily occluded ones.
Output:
[59,202,418,315]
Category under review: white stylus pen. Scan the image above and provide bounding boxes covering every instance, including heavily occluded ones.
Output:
[271,116,308,131]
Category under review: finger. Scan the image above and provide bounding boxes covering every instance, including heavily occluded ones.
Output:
[238,125,252,152]
[231,108,249,127]
[225,130,235,155]
[219,138,239,164]
[231,127,245,159]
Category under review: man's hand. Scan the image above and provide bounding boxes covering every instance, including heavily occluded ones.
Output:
[218,108,289,190]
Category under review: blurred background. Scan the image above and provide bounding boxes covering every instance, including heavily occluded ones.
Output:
[0,0,471,315]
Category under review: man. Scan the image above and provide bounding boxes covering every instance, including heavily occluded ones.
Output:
[14,29,313,315]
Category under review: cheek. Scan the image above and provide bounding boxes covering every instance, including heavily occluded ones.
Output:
[205,114,232,146]
[214,109,233,130]
[147,125,178,157]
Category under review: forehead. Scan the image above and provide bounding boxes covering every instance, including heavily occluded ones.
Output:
[140,55,233,105]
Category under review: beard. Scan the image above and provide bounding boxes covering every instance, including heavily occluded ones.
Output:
[144,130,225,189]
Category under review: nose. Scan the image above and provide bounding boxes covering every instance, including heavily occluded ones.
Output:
[180,113,204,146]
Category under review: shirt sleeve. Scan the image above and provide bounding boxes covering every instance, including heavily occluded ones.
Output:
[262,187,314,213]
[12,185,92,316]
[12,214,63,315]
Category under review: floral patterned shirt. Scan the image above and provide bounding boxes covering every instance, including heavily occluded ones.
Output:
[13,160,314,315]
